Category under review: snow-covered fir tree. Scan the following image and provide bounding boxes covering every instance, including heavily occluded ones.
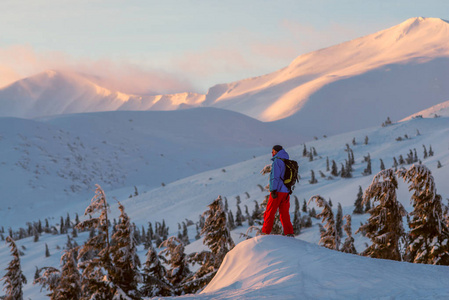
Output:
[392,157,399,170]
[2,236,27,300]
[58,248,82,299]
[33,267,60,299]
[227,210,236,230]
[341,215,357,254]
[302,199,307,213]
[309,195,340,250]
[423,144,428,159]
[380,159,386,171]
[181,222,190,245]
[245,205,254,226]
[397,165,449,265]
[37,247,82,300]
[428,145,434,157]
[292,197,301,235]
[75,184,115,299]
[308,151,314,161]
[202,196,235,259]
[331,160,338,176]
[45,243,50,257]
[251,200,263,222]
[185,196,235,293]
[353,186,364,214]
[235,202,244,227]
[140,242,173,297]
[109,202,142,299]
[309,170,318,184]
[336,203,343,238]
[364,155,372,175]
[160,237,191,295]
[356,169,407,261]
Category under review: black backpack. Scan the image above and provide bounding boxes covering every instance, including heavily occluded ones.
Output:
[280,158,299,194]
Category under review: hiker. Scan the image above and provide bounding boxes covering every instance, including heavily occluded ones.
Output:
[262,145,294,236]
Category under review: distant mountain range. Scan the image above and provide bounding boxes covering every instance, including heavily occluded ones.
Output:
[1,17,449,139]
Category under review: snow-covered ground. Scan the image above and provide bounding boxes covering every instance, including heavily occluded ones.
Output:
[0,110,448,299]
[0,108,299,228]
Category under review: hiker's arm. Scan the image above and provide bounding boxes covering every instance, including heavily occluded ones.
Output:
[270,159,282,191]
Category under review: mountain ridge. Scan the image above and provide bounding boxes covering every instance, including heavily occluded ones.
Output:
[1,18,449,140]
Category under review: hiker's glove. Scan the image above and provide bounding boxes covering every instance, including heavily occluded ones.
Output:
[271,191,277,199]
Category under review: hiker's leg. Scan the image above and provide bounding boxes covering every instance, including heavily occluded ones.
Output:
[262,194,281,234]
[278,193,294,235]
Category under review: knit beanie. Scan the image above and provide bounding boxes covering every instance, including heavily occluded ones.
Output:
[272,145,283,152]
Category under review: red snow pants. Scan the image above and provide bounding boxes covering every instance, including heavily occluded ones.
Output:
[261,192,294,235]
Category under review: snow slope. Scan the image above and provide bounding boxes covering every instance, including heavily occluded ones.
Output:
[0,112,448,299]
[402,99,449,120]
[115,115,449,236]
[0,108,299,228]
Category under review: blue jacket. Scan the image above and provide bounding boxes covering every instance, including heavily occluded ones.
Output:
[270,149,290,193]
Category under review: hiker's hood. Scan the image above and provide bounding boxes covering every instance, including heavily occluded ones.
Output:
[272,149,289,161]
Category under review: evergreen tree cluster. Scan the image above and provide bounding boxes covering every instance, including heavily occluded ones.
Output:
[310,164,449,266]
[355,165,449,264]
[0,186,238,299]
[1,213,82,245]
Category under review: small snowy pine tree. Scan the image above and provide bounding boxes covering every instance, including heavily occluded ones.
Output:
[397,165,449,265]
[336,203,343,238]
[2,236,27,300]
[341,215,357,254]
[331,160,338,177]
[109,202,142,299]
[309,196,340,250]
[309,170,318,184]
[140,242,173,297]
[356,169,407,261]
[184,196,235,294]
[160,237,191,295]
[53,247,82,300]
[423,145,428,159]
[353,186,364,214]
[75,184,114,299]
[380,159,385,171]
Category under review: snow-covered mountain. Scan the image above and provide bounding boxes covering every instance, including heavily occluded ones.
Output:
[1,18,449,141]
[0,70,204,118]
[205,17,449,138]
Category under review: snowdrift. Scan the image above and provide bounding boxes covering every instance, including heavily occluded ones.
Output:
[197,236,449,299]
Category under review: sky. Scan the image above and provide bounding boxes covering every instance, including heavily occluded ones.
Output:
[0,0,448,94]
